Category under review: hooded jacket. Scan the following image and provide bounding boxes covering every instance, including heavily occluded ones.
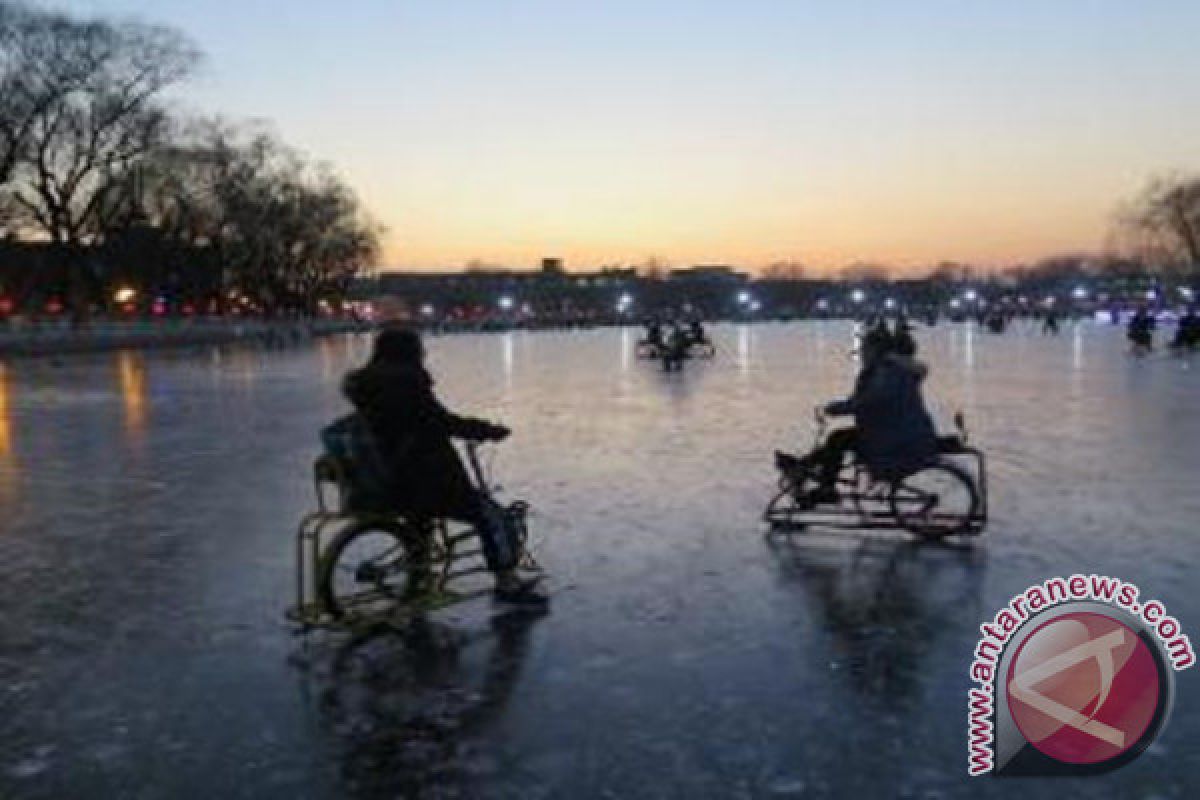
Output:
[342,361,495,517]
[827,353,938,480]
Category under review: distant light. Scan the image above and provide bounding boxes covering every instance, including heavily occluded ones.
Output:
[964,289,978,302]
[1146,289,1158,301]
[851,289,865,304]
[737,290,751,305]
[749,300,762,312]
[114,287,136,304]
[1072,286,1088,300]
[498,295,514,311]
[884,298,896,310]
[420,304,435,316]
[617,292,633,312]
[816,298,829,311]
[949,299,961,309]
[1044,296,1056,306]
[520,302,532,315]
[1181,287,1195,300]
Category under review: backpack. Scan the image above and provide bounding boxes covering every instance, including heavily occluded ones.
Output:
[319,413,395,512]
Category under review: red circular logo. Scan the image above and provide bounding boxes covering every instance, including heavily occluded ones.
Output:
[1006,611,1162,765]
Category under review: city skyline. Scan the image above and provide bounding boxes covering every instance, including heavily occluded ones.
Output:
[62,0,1200,273]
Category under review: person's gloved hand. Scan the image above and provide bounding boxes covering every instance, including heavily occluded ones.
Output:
[485,423,511,441]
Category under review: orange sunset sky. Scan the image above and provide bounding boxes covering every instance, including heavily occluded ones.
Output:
[72,0,1200,274]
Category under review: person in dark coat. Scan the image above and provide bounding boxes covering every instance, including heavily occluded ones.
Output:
[787,325,938,506]
[342,327,545,605]
[661,323,689,371]
[1128,306,1156,353]
[1171,306,1200,351]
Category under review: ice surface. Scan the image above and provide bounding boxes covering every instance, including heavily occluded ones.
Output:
[0,320,1197,798]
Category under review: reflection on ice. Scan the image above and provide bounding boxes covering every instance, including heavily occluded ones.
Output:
[0,362,11,460]
[1,320,1198,798]
[304,610,546,795]
[767,532,986,705]
[116,351,147,437]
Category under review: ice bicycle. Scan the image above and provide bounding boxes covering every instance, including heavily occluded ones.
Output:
[765,407,988,540]
[287,439,541,632]
[635,337,716,360]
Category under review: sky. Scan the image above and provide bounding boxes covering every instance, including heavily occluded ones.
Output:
[60,1,1200,274]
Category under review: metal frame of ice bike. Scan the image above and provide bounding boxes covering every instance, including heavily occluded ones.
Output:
[287,441,540,632]
[764,407,989,539]
[635,337,716,360]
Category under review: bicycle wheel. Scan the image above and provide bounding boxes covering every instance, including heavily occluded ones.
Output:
[318,518,429,619]
[888,461,979,539]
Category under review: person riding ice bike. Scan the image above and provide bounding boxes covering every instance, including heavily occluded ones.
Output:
[1128,306,1156,354]
[684,318,716,357]
[776,323,937,510]
[341,327,546,606]
[661,323,691,370]
[643,318,665,348]
[1171,306,1200,351]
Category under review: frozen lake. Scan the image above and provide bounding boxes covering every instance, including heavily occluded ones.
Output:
[1,320,1198,798]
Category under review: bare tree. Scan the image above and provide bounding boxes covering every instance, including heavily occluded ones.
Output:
[637,255,669,281]
[3,10,199,317]
[1,2,93,187]
[923,261,975,283]
[1122,174,1200,272]
[761,260,807,281]
[143,125,380,316]
[283,168,381,315]
[839,262,890,282]
[1026,253,1092,282]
